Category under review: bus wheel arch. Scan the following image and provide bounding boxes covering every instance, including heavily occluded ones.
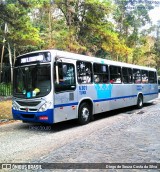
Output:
[137,93,143,109]
[78,99,93,125]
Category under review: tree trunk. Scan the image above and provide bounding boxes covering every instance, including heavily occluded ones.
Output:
[8,43,13,84]
[0,23,8,83]
[13,44,16,65]
[0,44,5,83]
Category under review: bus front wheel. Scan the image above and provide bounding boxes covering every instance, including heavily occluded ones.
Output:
[137,94,143,109]
[78,102,91,125]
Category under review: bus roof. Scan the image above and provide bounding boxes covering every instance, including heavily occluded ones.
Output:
[17,49,156,72]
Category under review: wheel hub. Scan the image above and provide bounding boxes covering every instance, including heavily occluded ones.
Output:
[82,108,89,121]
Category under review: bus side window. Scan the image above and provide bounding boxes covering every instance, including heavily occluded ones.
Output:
[109,65,122,84]
[122,67,132,84]
[93,63,109,83]
[155,72,158,83]
[76,61,92,84]
[142,70,148,84]
[149,71,156,83]
[133,69,141,84]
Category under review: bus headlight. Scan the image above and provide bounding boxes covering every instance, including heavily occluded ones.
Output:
[12,102,19,110]
[39,102,51,112]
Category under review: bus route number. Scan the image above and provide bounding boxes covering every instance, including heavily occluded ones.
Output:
[79,86,87,95]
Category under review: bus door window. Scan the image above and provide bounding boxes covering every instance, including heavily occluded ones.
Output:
[93,63,109,83]
[133,69,141,83]
[54,62,76,92]
[109,66,122,84]
[141,70,148,84]
[76,61,92,84]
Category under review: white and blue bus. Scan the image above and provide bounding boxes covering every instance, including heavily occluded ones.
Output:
[12,50,158,124]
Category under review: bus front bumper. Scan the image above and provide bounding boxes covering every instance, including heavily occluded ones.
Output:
[12,108,54,124]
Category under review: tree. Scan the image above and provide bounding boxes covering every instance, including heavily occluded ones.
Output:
[153,21,160,74]
[0,0,42,82]
[53,0,131,58]
[113,0,152,63]
[132,36,156,67]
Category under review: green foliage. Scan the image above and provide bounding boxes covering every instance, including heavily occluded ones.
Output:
[0,0,43,57]
[53,0,132,58]
[113,0,154,63]
[0,0,159,71]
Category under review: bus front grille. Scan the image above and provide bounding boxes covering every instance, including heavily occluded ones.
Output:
[17,101,41,107]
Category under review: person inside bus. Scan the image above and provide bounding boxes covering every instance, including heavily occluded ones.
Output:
[94,75,100,83]
[115,77,121,83]
[86,73,91,83]
[110,78,115,84]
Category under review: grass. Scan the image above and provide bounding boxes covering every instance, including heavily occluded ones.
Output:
[0,100,12,119]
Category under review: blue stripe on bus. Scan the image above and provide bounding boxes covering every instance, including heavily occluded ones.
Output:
[93,92,158,103]
[54,102,78,108]
[144,92,158,96]
[93,95,137,103]
[54,92,158,108]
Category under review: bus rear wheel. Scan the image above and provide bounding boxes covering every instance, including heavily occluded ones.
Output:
[137,94,143,109]
[78,102,91,125]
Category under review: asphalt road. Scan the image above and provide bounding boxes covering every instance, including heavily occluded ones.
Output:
[0,97,160,171]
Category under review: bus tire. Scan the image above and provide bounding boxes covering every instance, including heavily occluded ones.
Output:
[137,94,143,109]
[78,102,91,125]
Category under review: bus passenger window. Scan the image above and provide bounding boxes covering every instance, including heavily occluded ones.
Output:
[133,69,141,83]
[122,67,132,84]
[77,61,92,84]
[154,72,157,83]
[141,70,148,84]
[93,63,109,83]
[109,66,122,84]
[149,71,156,83]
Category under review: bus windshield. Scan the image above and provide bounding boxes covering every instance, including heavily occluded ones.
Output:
[13,64,51,99]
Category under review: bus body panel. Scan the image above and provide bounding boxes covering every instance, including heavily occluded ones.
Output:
[93,84,136,113]
[54,91,78,123]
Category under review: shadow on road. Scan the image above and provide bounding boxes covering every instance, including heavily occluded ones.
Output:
[94,102,154,120]
[15,102,155,133]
